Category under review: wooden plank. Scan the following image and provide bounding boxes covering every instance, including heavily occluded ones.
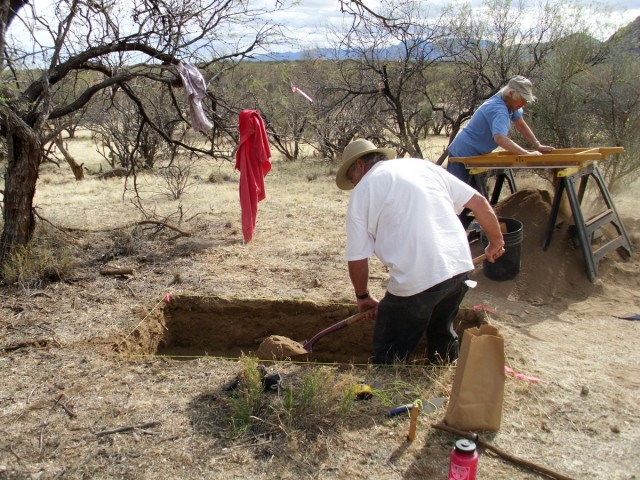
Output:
[528,153,602,162]
[450,155,597,168]
[598,147,625,156]
[450,146,625,168]
[449,147,624,168]
[576,148,600,155]
[456,147,624,163]
[526,147,623,155]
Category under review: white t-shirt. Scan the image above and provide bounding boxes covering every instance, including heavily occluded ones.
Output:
[345,158,476,296]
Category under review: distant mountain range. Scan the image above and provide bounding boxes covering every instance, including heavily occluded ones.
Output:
[251,48,336,62]
[251,16,640,62]
[250,41,484,62]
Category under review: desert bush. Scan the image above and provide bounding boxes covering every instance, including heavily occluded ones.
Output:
[208,172,224,183]
[110,230,142,257]
[87,82,179,171]
[157,150,200,200]
[1,224,78,287]
[227,356,357,438]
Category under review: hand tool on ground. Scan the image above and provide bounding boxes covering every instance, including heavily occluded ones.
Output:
[407,399,422,441]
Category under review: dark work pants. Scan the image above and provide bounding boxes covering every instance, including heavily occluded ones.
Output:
[447,160,477,230]
[372,272,470,364]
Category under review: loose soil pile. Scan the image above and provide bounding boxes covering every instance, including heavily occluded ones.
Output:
[473,188,601,304]
[256,335,309,359]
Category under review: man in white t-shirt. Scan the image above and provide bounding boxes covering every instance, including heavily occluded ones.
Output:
[336,139,505,364]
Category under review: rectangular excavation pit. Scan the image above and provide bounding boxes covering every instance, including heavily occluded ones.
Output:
[117,295,488,364]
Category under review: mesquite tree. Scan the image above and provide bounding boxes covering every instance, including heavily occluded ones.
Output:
[429,0,565,165]
[338,0,568,163]
[0,0,286,264]
[332,0,452,158]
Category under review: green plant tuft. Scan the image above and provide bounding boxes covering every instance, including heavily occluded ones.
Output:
[226,362,358,438]
[1,224,78,287]
[227,356,268,437]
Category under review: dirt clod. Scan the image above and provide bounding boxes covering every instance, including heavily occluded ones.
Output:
[257,335,309,360]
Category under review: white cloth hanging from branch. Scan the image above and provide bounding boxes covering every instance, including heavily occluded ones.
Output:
[176,62,214,133]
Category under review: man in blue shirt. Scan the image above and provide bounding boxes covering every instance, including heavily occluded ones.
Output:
[447,75,553,183]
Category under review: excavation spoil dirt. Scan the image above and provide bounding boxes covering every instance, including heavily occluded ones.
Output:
[488,188,600,303]
[256,335,309,359]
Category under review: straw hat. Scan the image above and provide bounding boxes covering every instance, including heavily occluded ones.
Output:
[336,139,395,190]
[507,75,537,103]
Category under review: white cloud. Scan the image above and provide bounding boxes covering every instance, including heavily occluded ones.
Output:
[8,0,640,55]
[264,0,640,51]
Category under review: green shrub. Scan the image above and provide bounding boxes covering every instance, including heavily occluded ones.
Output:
[227,358,357,438]
[227,356,269,437]
[1,224,78,287]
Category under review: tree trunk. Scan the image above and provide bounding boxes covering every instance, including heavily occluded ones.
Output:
[55,135,84,180]
[0,128,41,263]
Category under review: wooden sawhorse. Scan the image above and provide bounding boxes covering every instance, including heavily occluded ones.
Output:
[450,147,633,282]
[542,163,633,283]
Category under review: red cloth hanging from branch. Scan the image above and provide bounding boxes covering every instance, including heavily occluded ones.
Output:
[235,110,272,243]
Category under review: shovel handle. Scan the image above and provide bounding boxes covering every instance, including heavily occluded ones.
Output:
[302,309,373,352]
[473,253,486,265]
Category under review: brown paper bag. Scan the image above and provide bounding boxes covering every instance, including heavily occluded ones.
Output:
[444,324,505,431]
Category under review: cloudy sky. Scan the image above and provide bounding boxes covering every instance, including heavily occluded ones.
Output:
[269,0,640,51]
[11,0,640,55]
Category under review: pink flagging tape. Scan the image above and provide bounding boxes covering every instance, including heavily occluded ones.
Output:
[472,304,496,313]
[291,85,313,102]
[165,291,174,303]
[505,366,541,383]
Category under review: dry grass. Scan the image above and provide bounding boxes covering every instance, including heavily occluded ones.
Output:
[0,131,638,479]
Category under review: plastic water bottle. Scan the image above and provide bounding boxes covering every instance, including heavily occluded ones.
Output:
[448,439,478,480]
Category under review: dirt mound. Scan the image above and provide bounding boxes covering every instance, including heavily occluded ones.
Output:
[482,189,599,304]
[257,335,309,360]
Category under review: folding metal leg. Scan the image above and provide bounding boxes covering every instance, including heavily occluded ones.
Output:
[543,164,632,282]
[469,172,489,198]
[467,169,517,205]
[489,169,517,205]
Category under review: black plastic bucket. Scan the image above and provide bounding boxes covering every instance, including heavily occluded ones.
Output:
[481,217,523,281]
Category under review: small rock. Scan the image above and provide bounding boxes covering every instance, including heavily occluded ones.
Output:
[580,385,589,396]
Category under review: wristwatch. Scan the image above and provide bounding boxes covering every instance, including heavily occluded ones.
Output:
[356,291,370,300]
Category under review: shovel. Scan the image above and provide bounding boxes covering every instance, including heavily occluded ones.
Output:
[257,253,488,360]
[256,309,373,359]
[302,309,373,352]
[473,253,486,266]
